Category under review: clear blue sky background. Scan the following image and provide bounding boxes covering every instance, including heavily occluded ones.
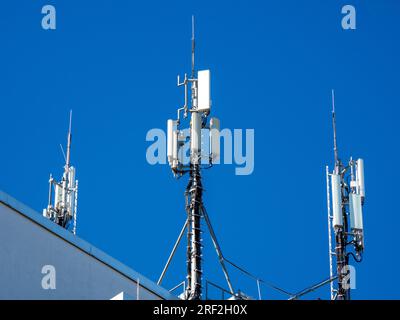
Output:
[0,0,399,299]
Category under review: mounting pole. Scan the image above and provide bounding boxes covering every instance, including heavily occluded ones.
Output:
[180,15,203,300]
[330,91,350,300]
[326,166,334,300]
[186,164,203,299]
[191,15,195,79]
[332,90,339,171]
[61,110,72,228]
[65,110,72,171]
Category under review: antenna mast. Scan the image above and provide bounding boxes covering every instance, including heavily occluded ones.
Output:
[326,91,366,300]
[160,17,280,300]
[43,110,79,234]
[161,17,238,300]
[191,15,195,79]
[66,110,72,170]
[186,15,204,300]
[332,90,339,170]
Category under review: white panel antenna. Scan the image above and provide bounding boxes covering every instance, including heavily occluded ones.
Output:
[190,112,201,164]
[172,130,179,169]
[349,193,363,231]
[356,158,365,200]
[167,119,177,165]
[197,70,211,112]
[210,117,220,162]
[331,174,343,228]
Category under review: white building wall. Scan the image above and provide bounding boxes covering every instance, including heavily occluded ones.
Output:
[0,194,176,300]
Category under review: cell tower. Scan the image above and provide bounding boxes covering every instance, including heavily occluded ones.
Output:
[43,110,79,234]
[326,90,365,300]
[159,16,236,300]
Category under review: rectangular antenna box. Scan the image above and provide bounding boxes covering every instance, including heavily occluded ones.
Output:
[331,174,343,228]
[349,193,363,230]
[197,70,211,112]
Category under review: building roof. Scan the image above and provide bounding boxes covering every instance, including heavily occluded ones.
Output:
[0,189,177,300]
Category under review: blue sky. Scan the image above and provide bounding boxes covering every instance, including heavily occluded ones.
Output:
[0,0,399,299]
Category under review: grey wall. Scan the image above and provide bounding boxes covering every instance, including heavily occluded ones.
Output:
[0,201,168,300]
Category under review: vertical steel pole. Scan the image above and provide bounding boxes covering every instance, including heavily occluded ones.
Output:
[326,166,334,300]
[188,164,203,300]
[335,173,349,300]
[185,188,192,298]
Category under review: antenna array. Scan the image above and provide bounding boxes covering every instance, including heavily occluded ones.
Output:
[43,110,79,234]
[326,90,365,300]
[160,16,247,301]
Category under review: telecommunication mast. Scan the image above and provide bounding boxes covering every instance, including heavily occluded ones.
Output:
[326,90,365,300]
[160,16,235,300]
[43,110,79,234]
[160,17,280,301]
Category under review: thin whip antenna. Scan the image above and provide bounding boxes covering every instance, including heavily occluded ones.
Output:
[191,15,195,78]
[332,90,339,170]
[65,110,72,170]
[60,144,67,162]
[69,109,72,134]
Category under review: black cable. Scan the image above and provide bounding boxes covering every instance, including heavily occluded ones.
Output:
[347,252,362,263]
[289,274,339,300]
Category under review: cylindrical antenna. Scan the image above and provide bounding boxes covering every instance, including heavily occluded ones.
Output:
[47,174,53,209]
[191,15,195,79]
[357,158,365,200]
[331,90,339,172]
[63,110,73,220]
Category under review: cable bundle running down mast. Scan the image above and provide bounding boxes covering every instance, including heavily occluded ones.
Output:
[326,90,366,300]
[43,110,79,234]
[159,16,237,301]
